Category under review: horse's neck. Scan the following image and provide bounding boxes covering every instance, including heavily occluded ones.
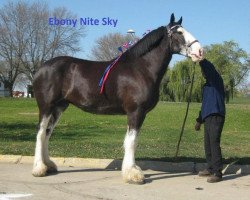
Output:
[142,40,172,84]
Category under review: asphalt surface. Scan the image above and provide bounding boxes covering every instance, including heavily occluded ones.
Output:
[0,163,249,200]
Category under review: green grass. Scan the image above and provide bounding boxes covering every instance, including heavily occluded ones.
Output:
[228,96,250,104]
[0,98,249,164]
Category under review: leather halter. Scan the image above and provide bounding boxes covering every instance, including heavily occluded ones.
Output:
[167,25,181,37]
[186,39,199,48]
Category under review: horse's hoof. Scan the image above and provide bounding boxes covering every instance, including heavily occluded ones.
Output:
[47,166,58,174]
[32,168,47,177]
[46,160,58,173]
[122,166,145,184]
[32,162,48,177]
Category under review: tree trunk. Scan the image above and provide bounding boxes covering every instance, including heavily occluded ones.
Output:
[2,80,14,97]
[7,83,14,97]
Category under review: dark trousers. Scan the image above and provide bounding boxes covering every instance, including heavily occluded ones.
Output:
[204,115,225,176]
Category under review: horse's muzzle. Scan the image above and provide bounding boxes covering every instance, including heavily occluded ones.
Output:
[189,45,203,62]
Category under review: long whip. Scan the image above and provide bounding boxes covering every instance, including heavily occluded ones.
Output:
[175,62,196,158]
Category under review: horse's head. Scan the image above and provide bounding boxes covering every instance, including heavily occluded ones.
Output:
[166,13,203,62]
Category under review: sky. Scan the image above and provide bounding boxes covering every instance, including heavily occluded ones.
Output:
[45,0,250,60]
[0,0,250,83]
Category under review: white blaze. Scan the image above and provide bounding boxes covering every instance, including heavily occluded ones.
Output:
[177,27,202,61]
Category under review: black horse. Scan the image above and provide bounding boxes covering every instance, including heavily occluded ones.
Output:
[32,14,203,184]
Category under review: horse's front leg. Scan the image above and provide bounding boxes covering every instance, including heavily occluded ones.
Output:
[122,110,146,184]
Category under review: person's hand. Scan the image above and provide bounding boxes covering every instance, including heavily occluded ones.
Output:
[195,122,201,131]
[199,48,204,59]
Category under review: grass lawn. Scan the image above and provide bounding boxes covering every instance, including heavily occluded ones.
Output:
[0,98,249,164]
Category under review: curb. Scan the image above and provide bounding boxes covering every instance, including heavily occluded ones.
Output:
[0,155,249,175]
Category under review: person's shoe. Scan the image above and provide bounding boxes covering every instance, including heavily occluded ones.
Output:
[198,169,212,177]
[207,174,222,183]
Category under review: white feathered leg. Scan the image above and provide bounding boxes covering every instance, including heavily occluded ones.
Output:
[122,128,145,184]
[32,116,50,177]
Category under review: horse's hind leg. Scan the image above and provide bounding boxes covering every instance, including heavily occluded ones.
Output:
[122,109,146,184]
[32,114,52,177]
[44,102,69,173]
[32,101,68,177]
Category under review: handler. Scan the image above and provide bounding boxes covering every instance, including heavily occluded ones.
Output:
[195,57,225,183]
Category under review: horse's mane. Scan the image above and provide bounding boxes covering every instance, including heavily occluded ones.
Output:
[123,26,165,59]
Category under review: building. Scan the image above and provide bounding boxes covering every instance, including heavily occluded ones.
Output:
[0,81,10,97]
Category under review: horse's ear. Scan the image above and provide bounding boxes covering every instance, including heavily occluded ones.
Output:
[170,13,175,24]
[177,17,182,25]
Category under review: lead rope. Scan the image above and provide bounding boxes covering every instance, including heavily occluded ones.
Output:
[175,62,196,158]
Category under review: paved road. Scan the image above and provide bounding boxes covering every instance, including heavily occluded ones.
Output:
[0,163,249,200]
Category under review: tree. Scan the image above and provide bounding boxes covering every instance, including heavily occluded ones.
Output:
[0,60,19,97]
[0,1,85,96]
[204,41,249,100]
[162,59,204,102]
[160,41,249,102]
[91,32,138,61]
[159,72,174,101]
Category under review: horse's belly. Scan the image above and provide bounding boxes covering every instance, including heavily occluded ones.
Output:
[79,104,126,115]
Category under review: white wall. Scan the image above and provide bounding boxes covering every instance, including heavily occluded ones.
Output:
[0,81,10,97]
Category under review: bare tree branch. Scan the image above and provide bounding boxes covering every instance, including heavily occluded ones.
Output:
[91,32,138,61]
[0,1,86,94]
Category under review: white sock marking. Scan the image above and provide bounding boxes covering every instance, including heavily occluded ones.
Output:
[34,116,50,166]
[122,128,138,170]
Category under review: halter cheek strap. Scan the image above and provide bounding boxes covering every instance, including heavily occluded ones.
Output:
[167,25,181,37]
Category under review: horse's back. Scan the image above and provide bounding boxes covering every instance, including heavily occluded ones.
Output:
[33,56,107,89]
[33,56,119,113]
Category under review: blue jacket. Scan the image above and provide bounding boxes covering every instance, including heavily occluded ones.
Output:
[196,59,225,123]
